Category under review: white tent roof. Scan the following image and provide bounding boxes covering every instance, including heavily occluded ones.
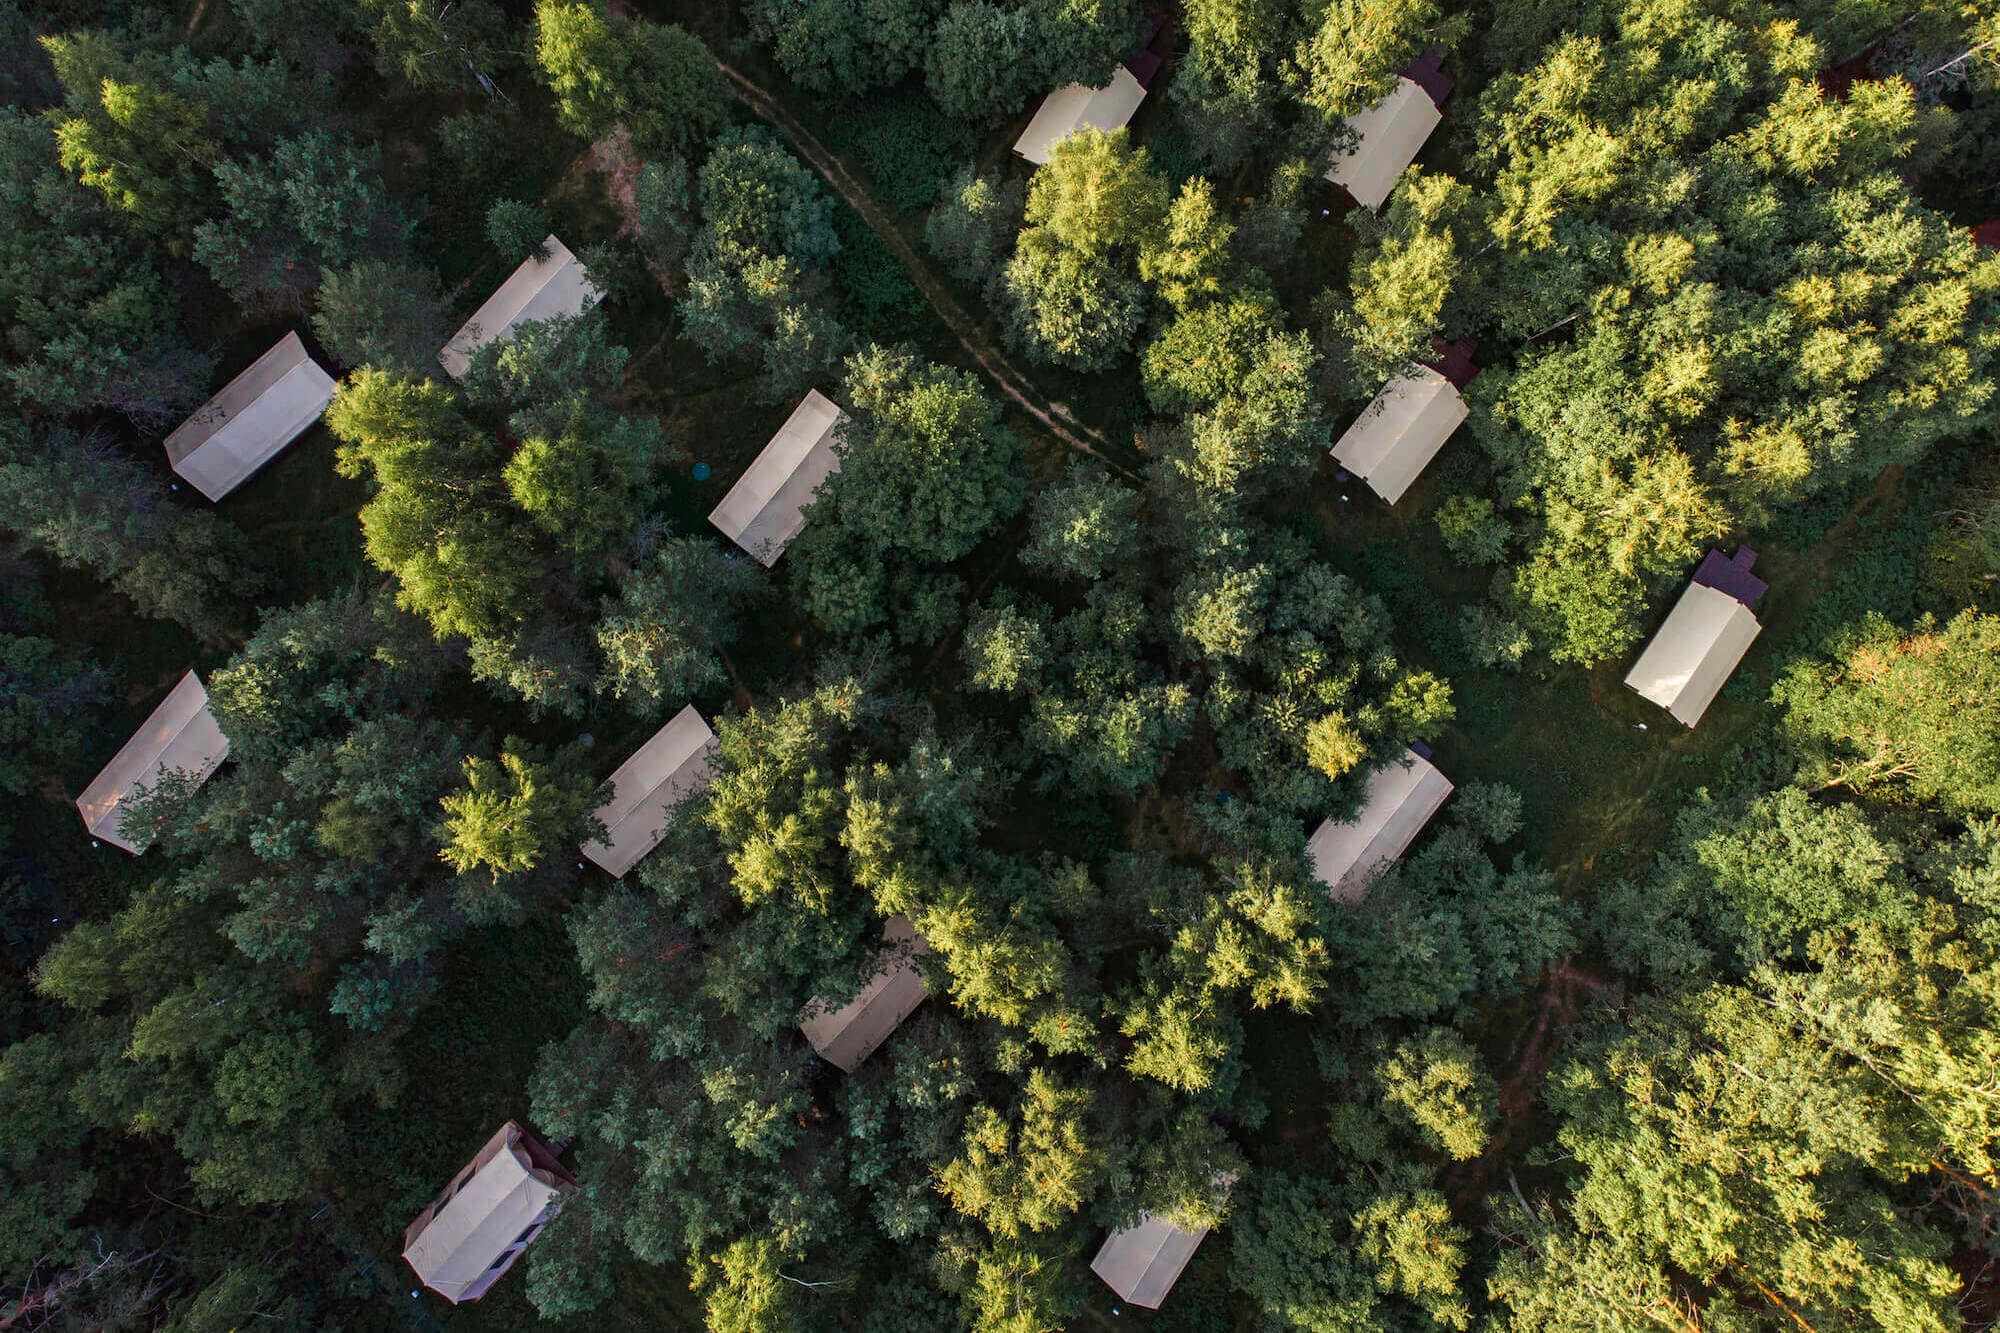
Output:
[403,1125,564,1305]
[581,704,718,878]
[164,332,336,502]
[800,916,929,1072]
[1308,747,1454,901]
[1324,76,1442,209]
[75,670,228,854]
[1013,65,1149,165]
[1091,1212,1211,1309]
[709,389,845,567]
[1624,582,1762,728]
[439,235,600,379]
[1330,364,1466,505]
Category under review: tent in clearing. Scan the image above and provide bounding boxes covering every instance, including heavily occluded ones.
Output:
[439,235,599,379]
[1624,547,1766,728]
[709,388,846,566]
[1308,745,1453,901]
[800,916,929,1072]
[75,670,229,854]
[403,1122,576,1305]
[581,704,718,878]
[1013,65,1150,165]
[163,332,336,501]
[1091,1212,1213,1309]
[1323,54,1452,209]
[1331,364,1467,505]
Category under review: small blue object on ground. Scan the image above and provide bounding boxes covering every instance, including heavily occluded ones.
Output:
[691,462,711,481]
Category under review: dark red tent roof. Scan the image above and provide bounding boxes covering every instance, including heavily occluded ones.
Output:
[1973,219,2000,251]
[1401,49,1453,109]
[1124,48,1164,89]
[1418,336,1479,390]
[1692,547,1767,610]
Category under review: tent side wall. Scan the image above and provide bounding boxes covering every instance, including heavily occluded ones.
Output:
[439,236,599,379]
[1623,584,1763,728]
[1090,1215,1209,1309]
[403,1123,569,1304]
[1014,84,1096,164]
[708,389,845,566]
[168,348,338,501]
[1307,749,1454,899]
[165,331,310,465]
[582,705,719,878]
[800,917,930,1071]
[1013,66,1148,165]
[1668,607,1760,726]
[1331,367,1466,505]
[1078,65,1148,135]
[75,671,229,854]
[1325,77,1442,209]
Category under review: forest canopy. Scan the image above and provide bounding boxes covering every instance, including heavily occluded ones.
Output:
[2,0,1998,1329]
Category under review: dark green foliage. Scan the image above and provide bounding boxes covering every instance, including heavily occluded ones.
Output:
[747,0,942,98]
[0,628,106,797]
[534,3,724,157]
[596,535,763,709]
[832,205,925,343]
[0,107,216,425]
[5,2,1998,1328]
[823,344,1027,565]
[325,310,669,712]
[193,130,406,312]
[826,93,963,216]
[0,429,266,638]
[310,257,446,374]
[361,0,515,91]
[484,197,551,262]
[679,126,840,363]
[924,165,1024,286]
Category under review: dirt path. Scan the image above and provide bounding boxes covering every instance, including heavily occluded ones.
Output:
[714,61,1143,479]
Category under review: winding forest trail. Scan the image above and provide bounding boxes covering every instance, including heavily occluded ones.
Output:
[714,61,1143,479]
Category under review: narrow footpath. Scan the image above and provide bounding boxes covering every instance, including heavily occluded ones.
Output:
[714,61,1143,479]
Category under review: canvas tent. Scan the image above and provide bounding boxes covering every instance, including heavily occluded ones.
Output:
[439,235,599,379]
[1324,74,1444,209]
[1013,65,1150,165]
[1091,1213,1211,1309]
[1331,364,1467,505]
[800,916,930,1072]
[76,670,229,854]
[163,332,336,501]
[1307,746,1454,901]
[581,704,718,877]
[709,388,845,566]
[403,1122,576,1305]
[1624,548,1766,728]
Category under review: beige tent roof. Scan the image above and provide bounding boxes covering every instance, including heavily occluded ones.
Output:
[1324,76,1442,209]
[581,704,718,878]
[800,916,929,1072]
[403,1124,566,1305]
[439,235,600,379]
[1091,1212,1211,1309]
[1330,364,1467,505]
[1013,65,1149,165]
[1624,582,1762,728]
[709,388,845,567]
[164,332,336,502]
[76,670,228,854]
[1308,747,1454,901]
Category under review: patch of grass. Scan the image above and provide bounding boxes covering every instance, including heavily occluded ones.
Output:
[821,86,972,216]
[832,202,927,343]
